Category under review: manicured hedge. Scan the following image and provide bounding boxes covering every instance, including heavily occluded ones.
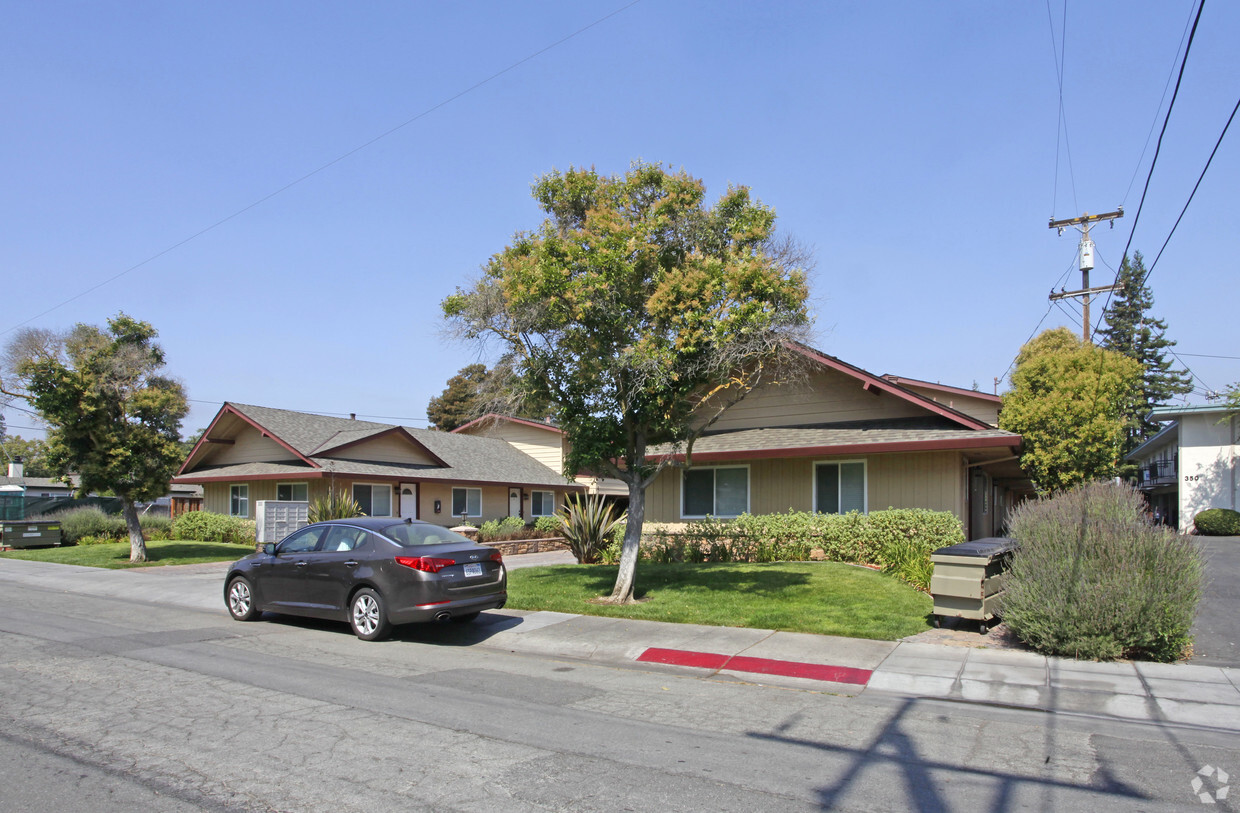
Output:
[606,508,964,591]
[1194,508,1240,536]
[170,511,256,545]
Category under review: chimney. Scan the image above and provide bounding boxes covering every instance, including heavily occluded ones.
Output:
[7,456,23,479]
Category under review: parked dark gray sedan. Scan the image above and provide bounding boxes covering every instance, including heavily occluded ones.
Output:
[224,517,506,641]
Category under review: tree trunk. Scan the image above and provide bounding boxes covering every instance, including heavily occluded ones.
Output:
[608,480,645,603]
[122,499,147,563]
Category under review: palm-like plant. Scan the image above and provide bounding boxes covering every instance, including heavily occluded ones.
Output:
[558,494,626,564]
[308,489,364,522]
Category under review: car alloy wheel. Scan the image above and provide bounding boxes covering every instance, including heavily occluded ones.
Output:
[349,588,391,641]
[227,577,260,621]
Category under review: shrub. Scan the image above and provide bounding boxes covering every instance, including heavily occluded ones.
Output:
[307,490,363,522]
[171,511,256,544]
[632,509,961,590]
[558,494,626,564]
[498,516,525,534]
[42,506,126,544]
[76,535,111,546]
[533,515,561,535]
[476,520,501,541]
[139,515,173,541]
[1194,508,1240,536]
[1003,481,1204,662]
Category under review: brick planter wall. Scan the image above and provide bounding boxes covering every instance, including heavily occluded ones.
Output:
[483,537,570,557]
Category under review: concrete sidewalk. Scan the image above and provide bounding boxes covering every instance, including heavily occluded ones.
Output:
[2,555,1238,733]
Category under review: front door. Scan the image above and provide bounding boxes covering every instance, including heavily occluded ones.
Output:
[400,484,417,519]
[509,488,521,518]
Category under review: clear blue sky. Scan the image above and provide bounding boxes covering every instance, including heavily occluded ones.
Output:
[2,1,1236,439]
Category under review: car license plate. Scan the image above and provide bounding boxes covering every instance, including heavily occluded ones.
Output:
[463,563,483,577]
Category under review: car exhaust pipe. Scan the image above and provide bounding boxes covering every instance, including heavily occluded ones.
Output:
[435,612,452,623]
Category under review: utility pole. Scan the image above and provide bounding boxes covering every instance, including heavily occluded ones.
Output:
[1048,207,1124,344]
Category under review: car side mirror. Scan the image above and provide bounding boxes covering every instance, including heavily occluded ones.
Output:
[263,543,276,556]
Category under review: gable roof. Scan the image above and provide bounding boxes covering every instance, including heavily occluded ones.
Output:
[176,403,578,489]
[783,342,995,431]
[880,374,1002,404]
[453,414,564,435]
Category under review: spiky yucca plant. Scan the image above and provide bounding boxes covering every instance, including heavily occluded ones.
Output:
[308,489,364,522]
[558,494,626,564]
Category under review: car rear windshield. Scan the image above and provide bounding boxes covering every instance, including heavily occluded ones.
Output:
[379,522,474,547]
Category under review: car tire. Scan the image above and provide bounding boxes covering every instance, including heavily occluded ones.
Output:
[450,612,480,624]
[226,577,261,622]
[349,588,392,641]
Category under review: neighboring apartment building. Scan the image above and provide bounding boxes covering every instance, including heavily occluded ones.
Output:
[1130,403,1239,533]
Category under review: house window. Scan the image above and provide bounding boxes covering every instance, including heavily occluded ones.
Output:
[277,482,308,502]
[230,485,249,517]
[352,484,392,517]
[531,491,556,517]
[814,461,866,514]
[682,466,748,518]
[452,487,482,518]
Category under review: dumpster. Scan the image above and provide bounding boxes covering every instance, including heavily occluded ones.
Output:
[1,520,63,549]
[930,537,1016,633]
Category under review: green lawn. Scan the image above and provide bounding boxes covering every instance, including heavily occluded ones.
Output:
[507,561,933,640]
[0,540,252,569]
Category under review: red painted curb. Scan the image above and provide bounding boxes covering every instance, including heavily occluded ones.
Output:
[636,647,872,685]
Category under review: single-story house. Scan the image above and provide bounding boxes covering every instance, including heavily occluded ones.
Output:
[0,459,201,519]
[1129,403,1238,533]
[451,414,629,503]
[173,403,582,526]
[642,343,1032,540]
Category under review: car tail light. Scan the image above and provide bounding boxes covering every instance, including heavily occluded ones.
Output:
[489,552,503,563]
[395,556,455,573]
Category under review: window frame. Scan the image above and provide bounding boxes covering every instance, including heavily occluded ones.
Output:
[812,459,868,515]
[351,483,393,518]
[680,465,750,519]
[229,484,249,518]
[451,487,482,518]
[276,482,309,502]
[530,490,556,517]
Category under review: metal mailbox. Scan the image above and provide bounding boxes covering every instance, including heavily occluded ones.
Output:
[930,537,1016,633]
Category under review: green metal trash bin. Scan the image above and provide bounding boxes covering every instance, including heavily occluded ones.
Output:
[930,537,1016,634]
[1,520,63,549]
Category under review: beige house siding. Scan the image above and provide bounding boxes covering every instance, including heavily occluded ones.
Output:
[897,383,1000,427]
[319,435,437,466]
[457,422,564,473]
[705,367,926,433]
[200,427,298,466]
[644,451,966,523]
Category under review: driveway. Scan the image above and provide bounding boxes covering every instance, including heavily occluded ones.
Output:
[1192,535,1240,666]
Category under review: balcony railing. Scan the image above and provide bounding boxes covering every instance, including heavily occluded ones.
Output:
[1138,460,1177,489]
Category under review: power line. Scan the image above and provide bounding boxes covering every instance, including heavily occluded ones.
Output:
[1178,352,1240,360]
[184,398,430,425]
[1092,0,1205,339]
[1122,1,1198,205]
[1046,0,1079,216]
[0,0,644,338]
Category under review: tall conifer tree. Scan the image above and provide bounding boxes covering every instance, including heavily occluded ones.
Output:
[1097,251,1193,451]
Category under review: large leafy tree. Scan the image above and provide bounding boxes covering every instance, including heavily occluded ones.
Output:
[1000,328,1142,493]
[427,363,490,430]
[2,314,188,562]
[1096,251,1193,451]
[444,163,811,602]
[0,435,54,477]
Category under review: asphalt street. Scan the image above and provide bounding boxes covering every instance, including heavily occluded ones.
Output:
[1,576,1237,811]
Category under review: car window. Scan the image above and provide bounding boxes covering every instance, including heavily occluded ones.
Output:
[379,522,471,547]
[279,526,329,554]
[324,526,368,552]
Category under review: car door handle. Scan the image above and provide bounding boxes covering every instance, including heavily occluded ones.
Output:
[344,561,359,567]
